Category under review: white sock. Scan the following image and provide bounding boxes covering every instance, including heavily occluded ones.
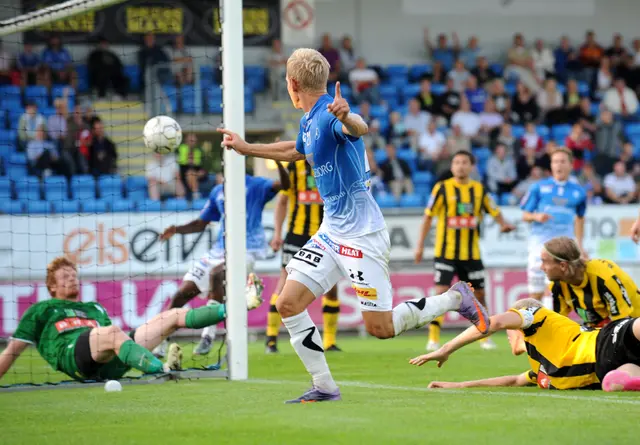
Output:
[392,290,462,336]
[282,310,338,393]
[201,324,217,340]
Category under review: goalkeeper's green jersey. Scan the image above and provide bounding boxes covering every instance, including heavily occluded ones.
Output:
[12,299,112,372]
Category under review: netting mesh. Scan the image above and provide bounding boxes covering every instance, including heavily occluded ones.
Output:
[0,0,277,387]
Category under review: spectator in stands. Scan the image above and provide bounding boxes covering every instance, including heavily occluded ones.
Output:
[595,56,614,98]
[65,105,87,152]
[88,37,129,99]
[486,142,517,196]
[0,40,13,85]
[447,59,470,93]
[510,82,539,125]
[565,122,593,171]
[365,147,385,197]
[564,79,583,122]
[404,98,430,143]
[138,33,170,91]
[318,34,340,73]
[62,105,88,176]
[579,30,604,85]
[490,79,510,120]
[82,102,98,127]
[415,78,437,115]
[554,36,580,84]
[603,78,639,119]
[478,98,504,141]
[170,35,193,86]
[457,35,481,69]
[417,121,446,172]
[578,163,603,203]
[339,35,357,73]
[617,55,640,96]
[605,33,629,69]
[379,143,414,200]
[358,100,374,126]
[516,143,539,180]
[88,119,117,176]
[531,39,555,82]
[504,33,538,92]
[424,28,455,71]
[451,96,480,139]
[41,36,75,88]
[26,125,70,178]
[349,57,380,104]
[633,39,640,66]
[513,165,543,200]
[537,78,564,125]
[268,39,288,101]
[520,121,544,154]
[465,75,487,113]
[594,109,625,176]
[603,161,636,204]
[387,111,410,148]
[494,122,517,156]
[446,124,471,155]
[620,142,636,172]
[177,133,206,200]
[438,77,461,123]
[430,60,446,84]
[146,151,185,201]
[17,42,40,87]
[48,98,68,152]
[577,97,597,134]
[471,56,495,87]
[18,102,46,151]
[362,120,386,152]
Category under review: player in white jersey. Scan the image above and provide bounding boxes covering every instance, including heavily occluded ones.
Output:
[217,48,490,403]
[520,147,587,300]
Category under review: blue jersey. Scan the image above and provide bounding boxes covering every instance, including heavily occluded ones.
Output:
[296,94,385,238]
[200,175,277,253]
[520,177,587,245]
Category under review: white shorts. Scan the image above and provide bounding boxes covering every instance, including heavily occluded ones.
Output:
[285,229,392,312]
[184,250,262,296]
[527,246,548,295]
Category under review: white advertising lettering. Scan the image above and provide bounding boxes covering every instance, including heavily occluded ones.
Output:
[312,162,333,177]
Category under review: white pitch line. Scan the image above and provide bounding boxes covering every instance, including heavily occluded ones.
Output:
[249,378,640,405]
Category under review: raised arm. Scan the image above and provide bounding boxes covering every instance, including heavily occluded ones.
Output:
[218,129,304,162]
[0,340,29,380]
[160,218,209,241]
[328,82,369,137]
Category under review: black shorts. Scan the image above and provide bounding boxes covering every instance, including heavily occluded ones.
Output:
[74,329,136,380]
[281,232,311,268]
[595,318,640,381]
[433,258,485,289]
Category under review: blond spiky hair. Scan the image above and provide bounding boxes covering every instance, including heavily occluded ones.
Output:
[286,48,330,93]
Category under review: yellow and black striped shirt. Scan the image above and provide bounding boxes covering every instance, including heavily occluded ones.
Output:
[285,160,323,237]
[510,306,600,390]
[425,178,501,261]
[551,259,640,328]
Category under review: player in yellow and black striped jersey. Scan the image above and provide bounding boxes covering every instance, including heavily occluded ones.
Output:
[409,298,640,392]
[540,236,640,328]
[265,160,341,354]
[414,151,515,351]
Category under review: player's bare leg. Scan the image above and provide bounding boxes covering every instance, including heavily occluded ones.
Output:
[427,284,449,351]
[603,319,640,391]
[265,267,288,353]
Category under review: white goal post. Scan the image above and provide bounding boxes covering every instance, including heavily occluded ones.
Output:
[0,0,249,381]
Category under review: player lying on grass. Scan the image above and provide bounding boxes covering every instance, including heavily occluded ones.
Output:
[409,298,640,392]
[153,164,289,358]
[218,47,490,403]
[0,257,263,382]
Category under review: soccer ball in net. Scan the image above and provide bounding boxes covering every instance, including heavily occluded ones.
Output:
[143,115,183,154]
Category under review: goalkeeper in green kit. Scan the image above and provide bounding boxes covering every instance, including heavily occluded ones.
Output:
[0,257,263,382]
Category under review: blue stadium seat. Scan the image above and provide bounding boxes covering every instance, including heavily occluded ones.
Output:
[138,200,163,212]
[25,85,49,109]
[388,76,409,88]
[181,85,197,114]
[1,98,23,112]
[625,123,640,138]
[8,110,24,130]
[111,199,135,212]
[556,84,567,95]
[0,142,15,158]
[75,64,89,93]
[191,198,208,210]
[375,194,398,209]
[245,93,255,114]
[551,124,572,143]
[164,198,189,211]
[71,175,96,199]
[24,200,50,214]
[370,105,387,120]
[490,63,504,77]
[98,175,123,199]
[124,65,141,92]
[430,83,446,95]
[82,200,108,213]
[0,109,6,128]
[473,147,492,163]
[7,166,27,180]
[0,129,17,144]
[52,85,76,109]
[401,84,421,103]
[126,175,148,195]
[396,150,417,172]
[500,193,518,206]
[15,176,40,196]
[44,176,68,201]
[590,102,601,116]
[414,183,431,198]
[379,84,398,104]
[577,82,590,96]
[536,125,550,140]
[512,125,525,139]
[374,149,388,165]
[200,66,215,84]
[386,64,409,78]
[162,85,179,114]
[52,200,81,213]
[0,177,11,200]
[245,65,267,92]
[504,83,517,96]
[413,171,434,186]
[0,200,23,214]
[409,64,432,81]
[0,85,20,100]
[399,193,423,208]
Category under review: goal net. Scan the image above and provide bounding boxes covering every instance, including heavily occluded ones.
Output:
[0,0,263,389]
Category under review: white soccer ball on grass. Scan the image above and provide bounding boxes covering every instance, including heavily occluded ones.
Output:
[143,115,183,154]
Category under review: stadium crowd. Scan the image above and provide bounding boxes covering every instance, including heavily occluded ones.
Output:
[2,30,640,213]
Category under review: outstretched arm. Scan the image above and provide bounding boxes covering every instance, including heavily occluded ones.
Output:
[218,129,304,162]
[160,218,209,241]
[429,372,534,389]
[0,340,29,380]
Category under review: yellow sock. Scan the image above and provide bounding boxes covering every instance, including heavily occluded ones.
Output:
[322,297,340,349]
[265,294,281,341]
[428,316,444,344]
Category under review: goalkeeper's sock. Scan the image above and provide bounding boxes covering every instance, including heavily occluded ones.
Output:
[321,297,340,349]
[392,291,460,336]
[283,310,338,393]
[185,303,226,329]
[266,294,281,345]
[429,316,444,344]
[201,324,217,340]
[118,340,165,374]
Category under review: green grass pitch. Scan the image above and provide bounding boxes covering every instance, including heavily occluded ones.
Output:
[1,333,638,445]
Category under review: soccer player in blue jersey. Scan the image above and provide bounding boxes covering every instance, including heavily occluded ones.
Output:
[521,147,587,301]
[152,163,290,357]
[218,48,490,403]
